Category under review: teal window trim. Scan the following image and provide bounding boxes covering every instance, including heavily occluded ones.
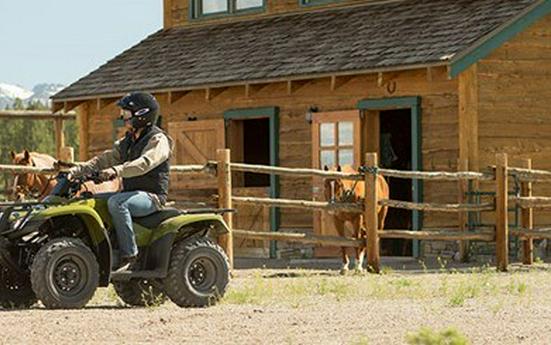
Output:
[190,0,266,20]
[450,0,551,78]
[357,96,423,258]
[224,106,280,259]
[300,0,341,6]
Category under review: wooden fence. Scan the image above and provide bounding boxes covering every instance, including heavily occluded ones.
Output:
[0,150,549,272]
[508,159,551,265]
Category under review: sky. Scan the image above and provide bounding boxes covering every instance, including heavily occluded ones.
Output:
[0,0,162,89]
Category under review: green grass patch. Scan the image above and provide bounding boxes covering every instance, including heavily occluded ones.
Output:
[406,327,470,345]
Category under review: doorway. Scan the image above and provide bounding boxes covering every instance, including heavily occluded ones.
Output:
[224,107,280,258]
[379,109,413,256]
[358,96,422,257]
[243,118,270,187]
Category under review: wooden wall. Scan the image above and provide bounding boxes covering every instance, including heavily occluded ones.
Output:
[75,66,460,257]
[476,14,551,225]
[164,0,375,28]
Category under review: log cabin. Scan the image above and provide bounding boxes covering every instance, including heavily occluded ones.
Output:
[51,0,551,259]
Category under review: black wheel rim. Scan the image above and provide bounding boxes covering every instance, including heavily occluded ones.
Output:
[187,257,217,293]
[51,254,88,297]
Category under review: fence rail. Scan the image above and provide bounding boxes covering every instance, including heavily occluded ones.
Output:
[376,168,494,181]
[508,167,551,182]
[232,196,363,213]
[380,199,494,212]
[511,196,551,209]
[2,150,551,272]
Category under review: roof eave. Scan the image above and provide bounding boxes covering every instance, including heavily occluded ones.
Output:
[51,61,450,104]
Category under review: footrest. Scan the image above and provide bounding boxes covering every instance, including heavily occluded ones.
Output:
[110,269,166,281]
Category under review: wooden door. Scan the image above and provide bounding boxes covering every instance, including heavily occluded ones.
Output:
[311,111,361,256]
[168,120,225,191]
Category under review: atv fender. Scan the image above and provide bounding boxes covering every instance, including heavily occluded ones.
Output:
[151,213,230,243]
[34,205,112,286]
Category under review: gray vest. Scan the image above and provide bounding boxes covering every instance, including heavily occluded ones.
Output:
[119,126,170,204]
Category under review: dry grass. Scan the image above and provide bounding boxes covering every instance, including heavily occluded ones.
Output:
[2,264,550,345]
[221,265,542,309]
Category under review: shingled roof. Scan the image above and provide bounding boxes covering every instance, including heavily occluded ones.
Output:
[53,0,539,100]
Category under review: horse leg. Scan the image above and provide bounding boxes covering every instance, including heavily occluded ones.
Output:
[377,206,389,230]
[334,218,349,275]
[353,216,366,273]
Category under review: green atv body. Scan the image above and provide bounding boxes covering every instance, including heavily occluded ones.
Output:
[0,172,232,309]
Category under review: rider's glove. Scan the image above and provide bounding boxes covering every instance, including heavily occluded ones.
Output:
[98,168,117,182]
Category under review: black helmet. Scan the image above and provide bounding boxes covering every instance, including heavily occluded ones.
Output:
[117,92,159,129]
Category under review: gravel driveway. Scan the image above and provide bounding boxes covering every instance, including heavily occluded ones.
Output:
[1,264,550,344]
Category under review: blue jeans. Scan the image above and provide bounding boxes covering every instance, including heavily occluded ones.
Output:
[100,191,159,258]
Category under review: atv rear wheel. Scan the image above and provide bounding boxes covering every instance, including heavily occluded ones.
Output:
[163,238,229,307]
[0,264,37,309]
[31,238,99,309]
[113,279,167,307]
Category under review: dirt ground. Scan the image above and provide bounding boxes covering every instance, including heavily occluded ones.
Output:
[1,260,551,345]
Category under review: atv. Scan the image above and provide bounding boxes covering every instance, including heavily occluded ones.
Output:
[0,172,232,309]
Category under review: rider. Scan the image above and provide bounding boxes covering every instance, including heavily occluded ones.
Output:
[66,92,173,272]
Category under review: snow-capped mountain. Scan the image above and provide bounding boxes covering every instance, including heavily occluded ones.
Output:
[0,82,65,109]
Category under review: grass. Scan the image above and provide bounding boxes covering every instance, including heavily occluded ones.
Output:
[349,335,370,345]
[222,266,540,308]
[406,327,470,345]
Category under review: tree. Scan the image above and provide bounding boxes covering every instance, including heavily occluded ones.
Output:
[0,99,80,195]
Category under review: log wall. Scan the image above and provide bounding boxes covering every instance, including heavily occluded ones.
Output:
[164,0,375,28]
[75,66,459,257]
[477,13,551,226]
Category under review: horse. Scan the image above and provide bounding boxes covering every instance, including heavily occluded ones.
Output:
[324,165,389,273]
[9,150,120,201]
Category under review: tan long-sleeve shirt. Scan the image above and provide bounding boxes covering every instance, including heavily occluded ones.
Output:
[74,132,173,178]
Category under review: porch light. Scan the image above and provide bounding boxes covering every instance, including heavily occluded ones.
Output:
[305,106,318,123]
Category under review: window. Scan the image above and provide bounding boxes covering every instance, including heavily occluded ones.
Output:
[192,0,264,18]
[319,121,355,168]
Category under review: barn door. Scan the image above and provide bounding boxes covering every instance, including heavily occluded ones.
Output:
[311,111,361,256]
[168,120,225,191]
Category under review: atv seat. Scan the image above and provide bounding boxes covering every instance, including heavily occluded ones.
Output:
[133,208,183,229]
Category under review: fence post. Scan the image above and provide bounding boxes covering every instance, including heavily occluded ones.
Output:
[60,146,74,163]
[495,153,508,271]
[365,152,380,273]
[521,158,533,265]
[54,117,65,159]
[217,149,234,270]
[458,158,469,262]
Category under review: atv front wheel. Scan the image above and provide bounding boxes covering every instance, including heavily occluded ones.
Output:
[163,238,230,307]
[113,279,166,307]
[0,264,37,309]
[31,238,99,309]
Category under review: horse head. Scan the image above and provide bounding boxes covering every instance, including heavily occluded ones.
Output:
[323,165,345,203]
[323,165,361,204]
[9,150,55,201]
[9,150,34,201]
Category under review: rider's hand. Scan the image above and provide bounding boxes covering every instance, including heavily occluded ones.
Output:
[98,168,117,182]
[54,160,77,171]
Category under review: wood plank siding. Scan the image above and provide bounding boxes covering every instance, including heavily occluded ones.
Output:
[476,13,551,225]
[164,0,373,28]
[75,66,459,250]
